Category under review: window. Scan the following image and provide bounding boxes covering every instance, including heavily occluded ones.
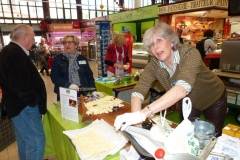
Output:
[0,0,159,24]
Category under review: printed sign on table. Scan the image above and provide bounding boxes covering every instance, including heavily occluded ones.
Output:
[59,87,79,123]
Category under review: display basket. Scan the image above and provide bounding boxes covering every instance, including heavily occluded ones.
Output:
[0,107,16,151]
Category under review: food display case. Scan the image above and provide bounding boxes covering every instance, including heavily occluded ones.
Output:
[132,43,149,68]
[89,42,96,60]
[80,42,96,60]
[81,42,88,58]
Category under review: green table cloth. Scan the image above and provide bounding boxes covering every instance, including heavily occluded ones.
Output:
[95,77,137,95]
[95,77,137,103]
[43,103,121,160]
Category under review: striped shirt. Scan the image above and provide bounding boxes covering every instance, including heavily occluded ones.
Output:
[132,50,191,101]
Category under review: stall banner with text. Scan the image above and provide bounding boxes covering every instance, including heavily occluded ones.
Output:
[158,0,228,15]
[108,5,158,24]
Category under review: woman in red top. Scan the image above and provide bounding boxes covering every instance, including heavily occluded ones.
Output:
[105,34,130,77]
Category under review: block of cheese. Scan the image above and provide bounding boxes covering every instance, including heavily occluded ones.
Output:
[235,129,240,139]
[222,124,240,137]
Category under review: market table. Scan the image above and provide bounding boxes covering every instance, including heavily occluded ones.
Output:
[43,101,131,160]
[95,77,137,103]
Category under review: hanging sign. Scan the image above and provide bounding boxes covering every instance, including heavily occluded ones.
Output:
[48,24,74,32]
[108,5,159,24]
[158,0,228,15]
[72,21,80,29]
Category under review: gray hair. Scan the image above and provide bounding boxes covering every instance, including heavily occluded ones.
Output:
[143,22,179,54]
[9,24,33,40]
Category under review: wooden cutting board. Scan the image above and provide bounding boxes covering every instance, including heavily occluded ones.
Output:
[78,95,93,123]
[91,102,131,126]
[78,95,131,125]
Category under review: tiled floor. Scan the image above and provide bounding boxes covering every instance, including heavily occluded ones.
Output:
[0,60,100,160]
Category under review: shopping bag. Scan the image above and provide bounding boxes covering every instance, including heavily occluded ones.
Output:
[150,109,173,144]
[164,97,199,156]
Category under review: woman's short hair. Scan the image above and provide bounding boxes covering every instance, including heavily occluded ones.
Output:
[61,34,79,46]
[143,22,179,53]
[204,29,214,37]
[113,34,126,46]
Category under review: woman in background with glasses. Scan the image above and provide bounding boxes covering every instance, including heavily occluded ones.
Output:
[50,34,102,101]
[114,22,227,137]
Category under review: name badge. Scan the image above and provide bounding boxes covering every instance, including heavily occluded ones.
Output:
[78,60,86,64]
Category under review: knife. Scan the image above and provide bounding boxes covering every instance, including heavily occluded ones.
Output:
[78,87,96,91]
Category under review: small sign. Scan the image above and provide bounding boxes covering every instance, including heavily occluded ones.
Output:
[59,87,79,123]
[122,26,130,34]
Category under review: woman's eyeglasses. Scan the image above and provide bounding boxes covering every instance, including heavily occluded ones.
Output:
[149,38,165,49]
[63,41,75,45]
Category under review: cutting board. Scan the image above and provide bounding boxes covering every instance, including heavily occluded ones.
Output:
[78,96,131,125]
[91,102,131,126]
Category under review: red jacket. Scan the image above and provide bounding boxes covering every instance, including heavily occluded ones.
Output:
[104,43,129,74]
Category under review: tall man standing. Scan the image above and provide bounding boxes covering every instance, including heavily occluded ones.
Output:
[0,24,47,160]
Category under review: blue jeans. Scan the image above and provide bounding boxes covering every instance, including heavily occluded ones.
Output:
[11,105,45,160]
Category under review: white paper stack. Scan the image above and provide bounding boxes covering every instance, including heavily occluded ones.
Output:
[63,119,128,160]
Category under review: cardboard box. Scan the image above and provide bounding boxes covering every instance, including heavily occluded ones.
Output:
[211,134,240,160]
[222,124,240,137]
[236,130,240,139]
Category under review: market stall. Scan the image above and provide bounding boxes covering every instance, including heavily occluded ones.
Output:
[158,0,229,44]
[46,23,81,57]
[43,98,131,160]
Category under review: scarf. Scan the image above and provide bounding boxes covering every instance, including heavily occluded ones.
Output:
[63,51,80,87]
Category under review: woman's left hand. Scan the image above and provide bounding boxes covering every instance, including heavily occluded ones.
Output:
[116,64,124,70]
[123,64,130,70]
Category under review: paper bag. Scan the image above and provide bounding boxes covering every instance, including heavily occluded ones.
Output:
[164,97,199,156]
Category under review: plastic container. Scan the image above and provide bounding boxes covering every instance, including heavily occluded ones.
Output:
[121,75,131,84]
[189,117,215,150]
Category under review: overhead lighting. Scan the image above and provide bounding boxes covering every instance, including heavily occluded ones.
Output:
[18,0,93,6]
[18,0,119,8]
